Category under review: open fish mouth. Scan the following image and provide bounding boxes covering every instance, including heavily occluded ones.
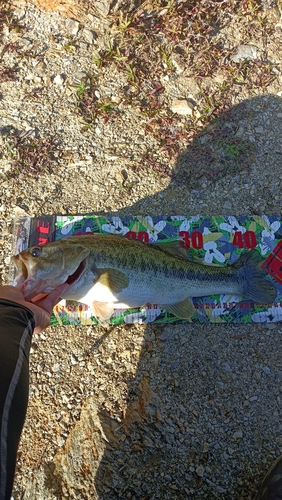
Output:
[13,254,28,285]
[13,255,87,299]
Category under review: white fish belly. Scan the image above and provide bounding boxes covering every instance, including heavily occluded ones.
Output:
[80,279,194,307]
[62,268,241,307]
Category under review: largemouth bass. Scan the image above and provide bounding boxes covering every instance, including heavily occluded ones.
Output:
[12,234,277,321]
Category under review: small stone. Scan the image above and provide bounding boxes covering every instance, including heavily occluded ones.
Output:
[171,54,185,74]
[66,19,80,35]
[233,430,243,439]
[216,486,226,493]
[25,73,34,81]
[81,28,96,44]
[111,95,122,104]
[223,201,232,211]
[266,323,277,330]
[234,125,245,138]
[203,442,210,453]
[52,363,60,372]
[53,74,65,85]
[230,44,260,62]
[57,437,65,447]
[263,366,271,375]
[164,475,172,481]
[196,465,204,477]
[170,98,194,116]
[73,71,88,82]
[249,395,258,402]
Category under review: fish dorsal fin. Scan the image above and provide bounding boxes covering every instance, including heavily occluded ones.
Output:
[98,268,129,293]
[153,241,191,260]
[162,297,195,319]
[154,240,206,264]
[91,301,115,321]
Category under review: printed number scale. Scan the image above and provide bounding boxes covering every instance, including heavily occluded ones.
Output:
[11,213,282,325]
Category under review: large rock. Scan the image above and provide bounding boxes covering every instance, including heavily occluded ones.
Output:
[20,397,106,499]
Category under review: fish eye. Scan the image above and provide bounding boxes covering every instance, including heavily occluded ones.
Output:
[31,247,42,257]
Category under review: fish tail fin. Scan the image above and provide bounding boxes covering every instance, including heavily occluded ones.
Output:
[235,250,277,304]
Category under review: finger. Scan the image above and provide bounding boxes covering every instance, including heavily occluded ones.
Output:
[34,283,69,314]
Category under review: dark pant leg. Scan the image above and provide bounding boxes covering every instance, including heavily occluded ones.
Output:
[0,301,34,500]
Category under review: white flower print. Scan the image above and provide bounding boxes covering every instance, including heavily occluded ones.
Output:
[203,228,225,264]
[112,306,163,324]
[178,216,201,233]
[259,216,281,256]
[58,216,85,235]
[220,216,246,236]
[252,304,282,323]
[102,217,129,235]
[142,216,166,242]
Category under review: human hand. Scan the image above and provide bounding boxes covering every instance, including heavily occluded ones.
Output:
[0,284,69,334]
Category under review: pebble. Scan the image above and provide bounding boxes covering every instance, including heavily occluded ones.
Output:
[53,74,65,85]
[170,98,195,116]
[230,44,260,62]
[81,28,96,44]
[233,430,243,439]
[65,19,80,35]
[223,201,232,210]
[196,466,205,477]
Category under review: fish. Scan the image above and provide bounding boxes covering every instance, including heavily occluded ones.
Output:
[12,234,277,321]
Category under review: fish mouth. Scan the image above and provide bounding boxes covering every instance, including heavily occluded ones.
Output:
[13,255,87,299]
[13,254,28,285]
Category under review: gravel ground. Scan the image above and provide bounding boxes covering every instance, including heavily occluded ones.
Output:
[1,1,282,499]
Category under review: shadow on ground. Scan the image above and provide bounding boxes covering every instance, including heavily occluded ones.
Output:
[16,95,282,500]
[92,95,282,500]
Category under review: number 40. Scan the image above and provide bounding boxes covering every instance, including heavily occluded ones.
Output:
[232,231,257,249]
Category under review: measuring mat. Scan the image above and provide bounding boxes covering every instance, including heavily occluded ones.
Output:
[11,213,282,325]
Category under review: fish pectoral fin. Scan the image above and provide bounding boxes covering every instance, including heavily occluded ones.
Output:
[97,268,129,293]
[162,297,195,319]
[91,301,115,321]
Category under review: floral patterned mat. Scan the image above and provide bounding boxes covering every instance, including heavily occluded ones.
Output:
[12,213,282,325]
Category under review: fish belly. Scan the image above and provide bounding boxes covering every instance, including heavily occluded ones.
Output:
[61,264,241,308]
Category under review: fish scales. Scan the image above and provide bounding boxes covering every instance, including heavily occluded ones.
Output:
[88,236,240,294]
[12,234,277,321]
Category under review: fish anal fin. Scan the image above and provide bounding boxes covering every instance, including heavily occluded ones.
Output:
[98,268,129,293]
[162,297,195,319]
[91,301,114,321]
